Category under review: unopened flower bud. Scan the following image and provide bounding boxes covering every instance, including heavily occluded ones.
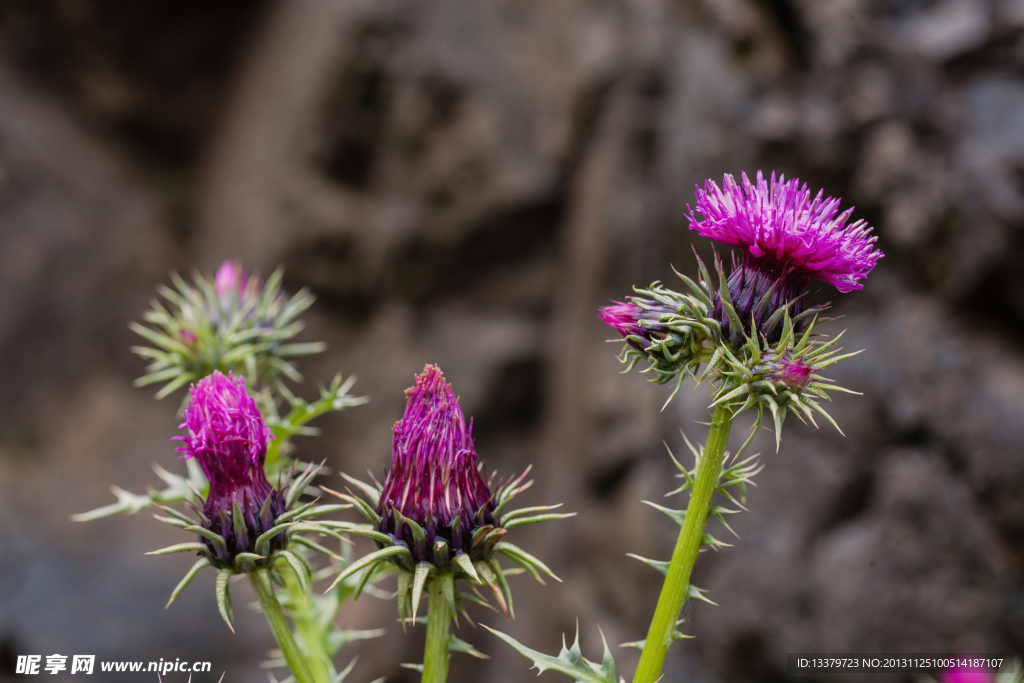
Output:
[378,365,497,567]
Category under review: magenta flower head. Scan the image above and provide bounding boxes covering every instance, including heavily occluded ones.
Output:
[174,371,285,568]
[599,300,676,353]
[378,365,497,565]
[214,260,244,297]
[940,664,995,683]
[766,353,812,390]
[330,364,570,621]
[688,171,882,344]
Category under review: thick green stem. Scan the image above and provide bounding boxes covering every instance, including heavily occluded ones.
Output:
[421,581,452,683]
[280,568,334,683]
[249,570,317,683]
[632,404,735,683]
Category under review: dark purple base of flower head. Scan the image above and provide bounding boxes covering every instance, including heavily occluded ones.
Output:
[378,500,498,565]
[714,253,812,346]
[201,478,286,567]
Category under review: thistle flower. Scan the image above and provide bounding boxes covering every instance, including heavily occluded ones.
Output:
[598,300,677,353]
[329,365,573,623]
[688,171,882,344]
[214,260,245,297]
[765,352,812,390]
[174,371,285,567]
[940,664,995,683]
[131,261,323,398]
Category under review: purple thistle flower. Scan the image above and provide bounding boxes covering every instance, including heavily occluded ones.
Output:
[378,365,496,564]
[598,299,675,352]
[765,353,813,390]
[940,665,994,683]
[174,371,285,566]
[214,260,244,297]
[688,171,883,344]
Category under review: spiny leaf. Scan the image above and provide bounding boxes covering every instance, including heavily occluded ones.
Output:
[484,624,617,683]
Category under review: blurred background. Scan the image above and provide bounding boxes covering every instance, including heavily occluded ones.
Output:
[0,0,1023,681]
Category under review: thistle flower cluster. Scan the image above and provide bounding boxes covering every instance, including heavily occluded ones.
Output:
[332,365,571,624]
[601,171,882,439]
[131,260,323,399]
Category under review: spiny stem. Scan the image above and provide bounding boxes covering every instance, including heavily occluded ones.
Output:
[422,580,452,683]
[632,404,734,683]
[249,570,317,683]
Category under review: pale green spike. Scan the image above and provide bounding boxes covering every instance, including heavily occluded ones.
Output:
[276,550,309,595]
[663,442,691,482]
[449,634,490,659]
[291,535,342,561]
[152,502,196,524]
[146,542,208,556]
[686,583,718,606]
[439,571,456,617]
[234,552,264,573]
[185,526,228,555]
[503,512,576,529]
[702,532,733,550]
[475,561,509,618]
[340,473,381,507]
[620,639,645,650]
[489,557,515,620]
[501,503,565,522]
[215,569,234,632]
[254,522,294,557]
[410,561,433,621]
[805,399,845,435]
[696,347,723,385]
[711,383,748,408]
[641,500,686,526]
[166,557,211,608]
[453,552,480,582]
[626,553,669,576]
[352,559,382,601]
[394,508,426,546]
[494,541,560,584]
[397,571,412,628]
[232,500,247,547]
[274,498,320,523]
[672,630,696,641]
[765,398,783,451]
[325,545,409,593]
[660,373,685,412]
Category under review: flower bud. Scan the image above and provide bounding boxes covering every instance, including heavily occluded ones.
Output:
[174,371,285,568]
[378,365,497,566]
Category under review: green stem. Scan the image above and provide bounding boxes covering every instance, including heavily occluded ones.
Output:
[421,580,452,683]
[632,404,735,683]
[249,570,317,683]
[281,569,334,683]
